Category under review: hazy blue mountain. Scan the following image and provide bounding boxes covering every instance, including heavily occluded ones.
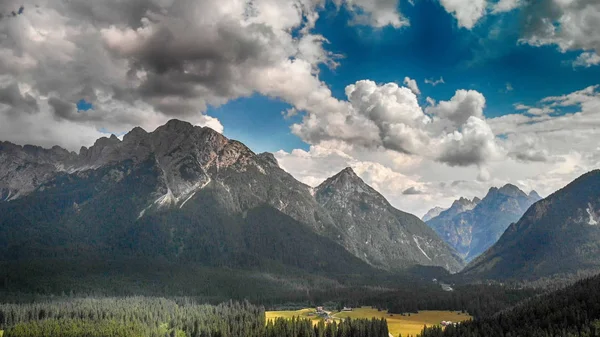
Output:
[427,185,540,262]
[462,170,600,281]
[422,207,447,222]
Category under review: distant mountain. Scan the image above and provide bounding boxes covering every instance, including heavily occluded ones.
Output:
[462,170,600,281]
[0,119,463,296]
[316,168,463,273]
[426,185,540,262]
[422,207,446,222]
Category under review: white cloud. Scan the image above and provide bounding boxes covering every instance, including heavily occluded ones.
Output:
[278,84,600,216]
[424,77,445,86]
[439,0,487,29]
[334,0,408,28]
[0,0,408,150]
[403,77,421,95]
[426,89,486,127]
[492,0,521,14]
[195,115,224,134]
[574,52,600,68]
[519,0,600,64]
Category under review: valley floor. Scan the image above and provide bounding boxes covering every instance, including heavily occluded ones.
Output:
[266,307,472,337]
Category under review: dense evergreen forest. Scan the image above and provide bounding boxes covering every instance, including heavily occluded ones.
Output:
[420,274,600,337]
[0,297,388,337]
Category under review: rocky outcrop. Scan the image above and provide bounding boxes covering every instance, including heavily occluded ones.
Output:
[316,167,464,272]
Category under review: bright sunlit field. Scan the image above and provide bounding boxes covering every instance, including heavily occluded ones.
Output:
[266,306,472,337]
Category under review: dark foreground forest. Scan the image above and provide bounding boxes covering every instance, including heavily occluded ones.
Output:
[420,274,600,337]
[0,298,387,337]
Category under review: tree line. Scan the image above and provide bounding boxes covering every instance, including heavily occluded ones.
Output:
[420,274,600,337]
[0,297,388,337]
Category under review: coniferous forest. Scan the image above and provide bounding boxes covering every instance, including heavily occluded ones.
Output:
[0,297,388,337]
[420,274,600,337]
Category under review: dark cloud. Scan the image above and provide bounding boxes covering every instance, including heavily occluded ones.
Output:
[402,186,424,195]
[509,150,549,163]
[0,83,38,114]
[48,97,78,120]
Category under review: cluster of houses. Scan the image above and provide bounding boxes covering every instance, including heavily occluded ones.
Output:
[310,306,353,324]
[440,321,457,327]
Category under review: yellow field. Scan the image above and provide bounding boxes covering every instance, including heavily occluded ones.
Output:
[266,307,472,337]
[265,308,324,325]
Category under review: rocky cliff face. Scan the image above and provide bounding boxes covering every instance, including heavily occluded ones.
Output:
[0,141,79,201]
[422,207,447,222]
[316,168,464,273]
[426,185,540,262]
[462,170,600,281]
[0,119,461,273]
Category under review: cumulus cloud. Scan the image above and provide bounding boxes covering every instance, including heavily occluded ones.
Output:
[574,52,600,68]
[437,116,501,167]
[492,0,521,14]
[0,0,408,150]
[426,89,486,127]
[519,0,600,65]
[439,0,487,29]
[333,0,408,28]
[403,77,421,95]
[291,78,502,170]
[195,115,224,134]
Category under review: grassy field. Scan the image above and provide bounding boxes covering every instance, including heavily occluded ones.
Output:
[267,307,472,337]
[265,308,324,325]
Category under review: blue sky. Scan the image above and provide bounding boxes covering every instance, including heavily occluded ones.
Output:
[203,0,600,153]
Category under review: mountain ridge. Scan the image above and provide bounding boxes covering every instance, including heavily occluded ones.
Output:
[462,169,600,281]
[0,119,463,281]
[426,184,541,262]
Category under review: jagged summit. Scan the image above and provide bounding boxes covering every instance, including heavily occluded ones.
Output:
[426,183,542,262]
[316,168,464,272]
[318,167,366,189]
[422,206,447,222]
[0,119,464,276]
[529,190,541,199]
[463,169,600,280]
[257,152,279,167]
[497,183,528,197]
[340,166,357,175]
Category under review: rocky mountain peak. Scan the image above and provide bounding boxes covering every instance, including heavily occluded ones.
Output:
[451,197,479,210]
[315,168,464,272]
[160,118,196,133]
[257,152,279,167]
[529,190,541,199]
[422,206,447,222]
[316,167,372,196]
[427,182,544,263]
[497,183,527,197]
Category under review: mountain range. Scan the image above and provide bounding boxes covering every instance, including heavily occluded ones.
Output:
[462,170,600,281]
[0,119,462,295]
[425,185,541,262]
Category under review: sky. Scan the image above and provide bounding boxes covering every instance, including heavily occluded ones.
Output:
[1,0,600,217]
